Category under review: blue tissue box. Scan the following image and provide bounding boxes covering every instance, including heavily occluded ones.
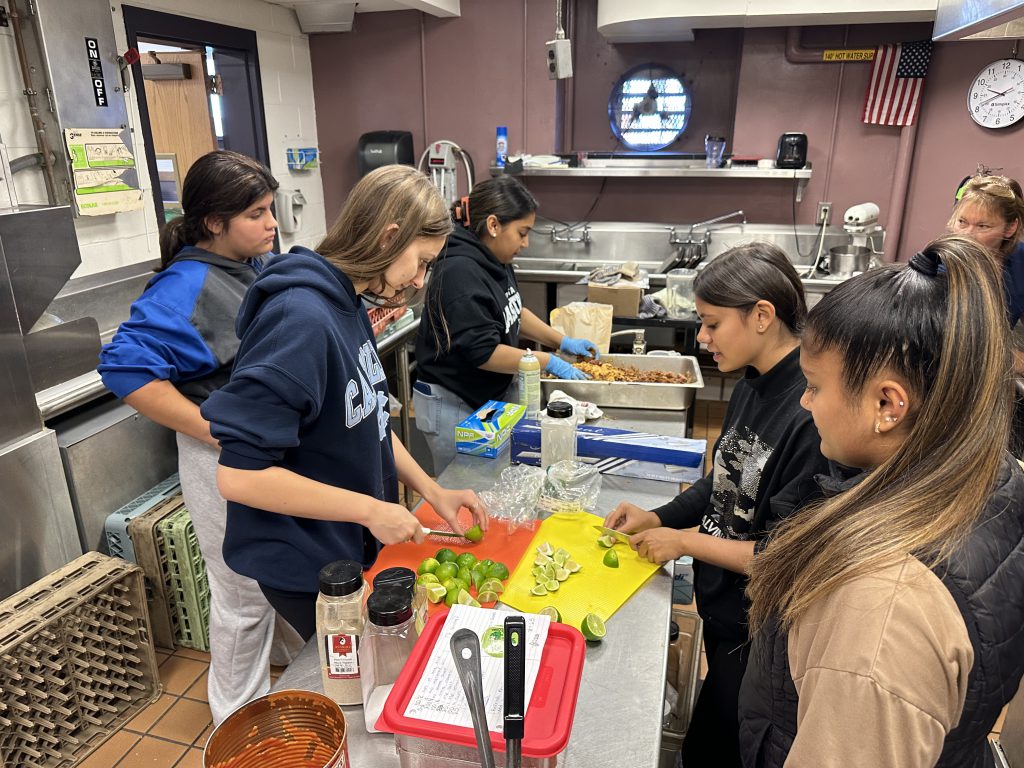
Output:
[455,400,527,458]
[510,420,706,483]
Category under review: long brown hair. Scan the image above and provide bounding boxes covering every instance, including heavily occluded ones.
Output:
[747,234,1011,633]
[317,165,451,307]
[948,174,1024,255]
[158,150,278,270]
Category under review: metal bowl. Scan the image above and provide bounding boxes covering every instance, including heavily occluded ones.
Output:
[204,690,348,768]
[826,245,872,278]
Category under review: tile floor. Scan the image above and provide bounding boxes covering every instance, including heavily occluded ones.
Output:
[82,398,1006,764]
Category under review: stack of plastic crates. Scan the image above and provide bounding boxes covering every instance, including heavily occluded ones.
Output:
[368,305,404,336]
[0,552,161,767]
[157,505,210,652]
[126,495,184,651]
[103,474,181,564]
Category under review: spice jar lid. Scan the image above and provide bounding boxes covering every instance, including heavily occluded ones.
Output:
[372,567,415,595]
[546,401,573,419]
[318,560,364,597]
[367,588,413,627]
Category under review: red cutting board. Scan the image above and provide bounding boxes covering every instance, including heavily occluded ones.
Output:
[365,504,539,615]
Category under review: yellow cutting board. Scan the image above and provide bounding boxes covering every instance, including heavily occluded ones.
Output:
[502,510,660,631]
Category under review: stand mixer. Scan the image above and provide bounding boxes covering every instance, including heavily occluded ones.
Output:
[843,202,884,252]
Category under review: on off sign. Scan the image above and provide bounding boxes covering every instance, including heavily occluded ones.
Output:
[85,37,108,107]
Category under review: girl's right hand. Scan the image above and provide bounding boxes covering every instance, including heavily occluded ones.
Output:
[605,502,661,534]
[367,501,426,545]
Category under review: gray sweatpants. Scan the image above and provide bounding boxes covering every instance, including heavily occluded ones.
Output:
[176,434,305,723]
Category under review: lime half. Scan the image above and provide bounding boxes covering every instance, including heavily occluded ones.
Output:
[581,613,606,642]
[538,606,561,622]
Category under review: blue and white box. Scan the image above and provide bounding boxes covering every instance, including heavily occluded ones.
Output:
[455,400,527,458]
[510,420,706,484]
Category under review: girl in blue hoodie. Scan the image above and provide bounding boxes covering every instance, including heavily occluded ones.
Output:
[99,151,302,723]
[201,165,486,639]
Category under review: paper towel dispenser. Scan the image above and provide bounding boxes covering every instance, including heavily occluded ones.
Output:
[275,189,307,234]
[357,131,414,177]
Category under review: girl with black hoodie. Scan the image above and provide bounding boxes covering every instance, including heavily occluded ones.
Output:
[201,166,485,640]
[414,176,599,472]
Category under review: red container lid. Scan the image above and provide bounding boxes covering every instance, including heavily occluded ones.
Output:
[377,608,586,758]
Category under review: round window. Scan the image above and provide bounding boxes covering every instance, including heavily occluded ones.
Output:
[608,64,691,151]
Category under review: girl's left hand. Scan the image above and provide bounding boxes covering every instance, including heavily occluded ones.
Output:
[631,528,689,564]
[425,486,488,536]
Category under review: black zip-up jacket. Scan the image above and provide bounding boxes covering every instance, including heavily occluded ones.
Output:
[651,347,828,642]
[414,224,523,409]
[738,454,1024,768]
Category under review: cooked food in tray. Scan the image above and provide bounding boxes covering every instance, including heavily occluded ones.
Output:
[570,359,696,384]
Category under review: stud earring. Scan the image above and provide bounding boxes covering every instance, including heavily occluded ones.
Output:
[758,325,764,332]
[898,401,905,407]
[874,422,881,434]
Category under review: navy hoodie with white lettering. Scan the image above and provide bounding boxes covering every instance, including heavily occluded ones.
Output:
[201,246,395,593]
[415,223,522,408]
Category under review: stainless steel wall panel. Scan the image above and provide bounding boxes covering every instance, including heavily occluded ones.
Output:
[0,429,82,599]
[0,226,41,448]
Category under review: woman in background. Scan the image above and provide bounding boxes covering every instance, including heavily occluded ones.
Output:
[202,165,485,640]
[605,243,828,768]
[414,176,599,473]
[739,235,1024,767]
[99,151,301,724]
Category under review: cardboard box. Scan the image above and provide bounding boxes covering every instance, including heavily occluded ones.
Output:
[455,400,527,458]
[587,282,642,318]
[510,420,706,483]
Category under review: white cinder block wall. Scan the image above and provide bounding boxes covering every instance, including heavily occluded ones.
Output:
[0,0,327,278]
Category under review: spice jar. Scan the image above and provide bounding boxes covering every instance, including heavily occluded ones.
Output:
[316,560,366,707]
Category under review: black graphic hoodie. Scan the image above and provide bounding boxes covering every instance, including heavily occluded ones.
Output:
[415,223,523,409]
[652,347,828,642]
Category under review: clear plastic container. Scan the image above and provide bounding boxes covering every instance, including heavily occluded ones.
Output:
[372,566,428,636]
[316,560,366,707]
[360,588,417,733]
[705,134,726,168]
[540,401,576,470]
[665,268,697,318]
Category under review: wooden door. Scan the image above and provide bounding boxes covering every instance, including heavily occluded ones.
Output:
[141,50,216,182]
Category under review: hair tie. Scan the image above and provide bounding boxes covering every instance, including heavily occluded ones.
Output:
[459,196,471,226]
[909,250,939,277]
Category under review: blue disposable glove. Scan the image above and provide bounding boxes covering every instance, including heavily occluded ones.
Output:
[544,355,590,380]
[559,336,601,360]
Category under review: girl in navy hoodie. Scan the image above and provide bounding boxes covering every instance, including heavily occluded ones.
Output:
[99,151,302,723]
[202,165,485,639]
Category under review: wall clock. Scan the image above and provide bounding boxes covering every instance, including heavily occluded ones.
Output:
[968,58,1024,128]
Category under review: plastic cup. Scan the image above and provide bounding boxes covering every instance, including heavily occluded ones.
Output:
[704,135,726,168]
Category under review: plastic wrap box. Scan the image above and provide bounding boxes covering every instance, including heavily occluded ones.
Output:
[510,420,706,483]
[455,400,526,458]
[0,552,161,766]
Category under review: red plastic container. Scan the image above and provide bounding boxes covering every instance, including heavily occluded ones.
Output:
[377,608,586,761]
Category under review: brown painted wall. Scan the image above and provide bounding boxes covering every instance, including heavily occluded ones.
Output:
[311,7,1024,256]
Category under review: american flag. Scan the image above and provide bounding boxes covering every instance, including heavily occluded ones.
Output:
[862,40,933,126]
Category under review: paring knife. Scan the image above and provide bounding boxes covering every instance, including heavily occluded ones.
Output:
[592,525,633,544]
[504,615,526,768]
[420,527,465,540]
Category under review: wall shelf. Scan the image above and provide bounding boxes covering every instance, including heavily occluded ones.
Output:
[492,163,813,201]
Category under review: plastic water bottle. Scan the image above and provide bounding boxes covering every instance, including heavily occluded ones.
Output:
[496,126,508,168]
[518,349,541,419]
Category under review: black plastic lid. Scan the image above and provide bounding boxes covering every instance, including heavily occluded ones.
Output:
[705,134,726,142]
[372,567,415,594]
[546,401,573,419]
[318,560,364,597]
[367,588,413,627]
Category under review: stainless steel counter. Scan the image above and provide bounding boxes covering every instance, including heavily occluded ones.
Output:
[274,407,684,767]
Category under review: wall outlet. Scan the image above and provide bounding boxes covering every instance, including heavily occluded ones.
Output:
[545,38,573,80]
[816,202,832,226]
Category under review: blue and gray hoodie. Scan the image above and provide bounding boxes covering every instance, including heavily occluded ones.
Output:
[98,247,263,403]
[201,246,395,594]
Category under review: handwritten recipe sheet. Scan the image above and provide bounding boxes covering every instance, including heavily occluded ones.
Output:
[404,605,550,732]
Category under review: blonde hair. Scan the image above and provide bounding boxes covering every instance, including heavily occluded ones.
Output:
[747,234,1011,633]
[316,165,452,306]
[948,174,1024,254]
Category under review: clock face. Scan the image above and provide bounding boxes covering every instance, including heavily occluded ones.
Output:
[968,59,1024,129]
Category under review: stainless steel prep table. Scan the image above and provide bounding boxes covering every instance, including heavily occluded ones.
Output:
[273,408,684,767]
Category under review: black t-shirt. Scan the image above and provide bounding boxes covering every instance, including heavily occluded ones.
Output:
[415,224,523,409]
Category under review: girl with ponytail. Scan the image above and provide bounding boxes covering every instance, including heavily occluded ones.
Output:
[739,235,1024,768]
[99,151,301,723]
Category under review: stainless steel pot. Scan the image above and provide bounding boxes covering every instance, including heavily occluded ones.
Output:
[826,245,873,278]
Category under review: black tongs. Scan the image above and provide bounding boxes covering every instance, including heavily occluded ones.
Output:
[503,615,526,768]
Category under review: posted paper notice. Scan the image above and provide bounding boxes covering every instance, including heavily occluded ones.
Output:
[63,128,143,215]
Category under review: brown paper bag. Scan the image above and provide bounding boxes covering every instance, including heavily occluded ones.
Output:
[549,301,614,353]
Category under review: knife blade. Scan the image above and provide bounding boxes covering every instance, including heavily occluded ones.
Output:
[420,527,465,540]
[592,525,633,545]
[504,615,526,768]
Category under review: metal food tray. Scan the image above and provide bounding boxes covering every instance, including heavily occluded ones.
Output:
[540,353,703,411]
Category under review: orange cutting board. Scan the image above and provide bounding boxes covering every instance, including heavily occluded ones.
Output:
[365,503,539,615]
[501,510,660,631]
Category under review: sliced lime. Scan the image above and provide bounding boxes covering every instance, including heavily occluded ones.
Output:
[418,557,440,575]
[598,534,616,548]
[537,541,554,557]
[530,584,548,596]
[424,583,447,604]
[480,578,505,594]
[457,589,480,608]
[555,568,570,582]
[565,559,582,573]
[603,549,619,568]
[544,579,560,592]
[538,606,561,622]
[476,590,499,604]
[581,613,606,642]
[487,562,510,581]
[534,554,553,567]
[416,573,440,586]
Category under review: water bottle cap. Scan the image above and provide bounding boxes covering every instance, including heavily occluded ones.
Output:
[318,560,364,597]
[546,401,573,419]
